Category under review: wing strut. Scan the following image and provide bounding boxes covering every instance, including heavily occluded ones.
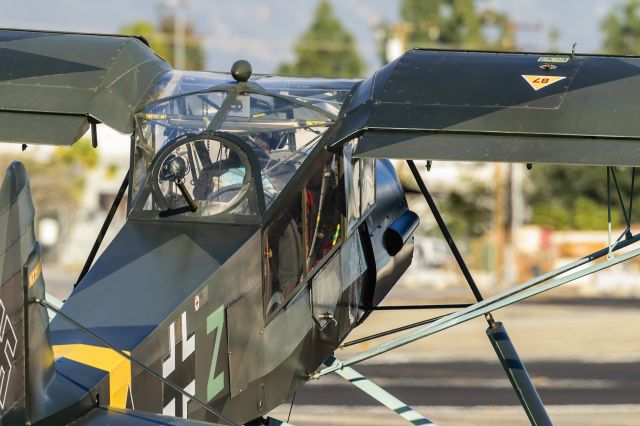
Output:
[404,160,551,425]
[318,162,640,423]
[75,171,129,286]
[324,355,434,425]
[315,233,640,363]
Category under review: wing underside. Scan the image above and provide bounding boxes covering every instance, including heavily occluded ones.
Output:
[0,28,170,145]
[329,49,640,166]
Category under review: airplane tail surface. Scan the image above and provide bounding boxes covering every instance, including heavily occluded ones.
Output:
[0,160,37,424]
[0,161,92,425]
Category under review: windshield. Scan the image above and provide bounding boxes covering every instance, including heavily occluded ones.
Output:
[132,84,340,215]
[156,137,252,217]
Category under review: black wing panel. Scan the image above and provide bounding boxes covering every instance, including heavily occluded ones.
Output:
[330,49,640,166]
[0,29,171,145]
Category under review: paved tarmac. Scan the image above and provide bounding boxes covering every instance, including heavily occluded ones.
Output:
[294,360,640,407]
[272,358,640,425]
[271,404,640,426]
[273,298,640,425]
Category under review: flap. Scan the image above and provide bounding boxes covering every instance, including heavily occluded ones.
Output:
[329,49,640,166]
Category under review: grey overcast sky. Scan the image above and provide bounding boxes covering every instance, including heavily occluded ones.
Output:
[0,0,627,74]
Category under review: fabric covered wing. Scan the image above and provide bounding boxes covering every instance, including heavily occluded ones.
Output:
[0,28,170,145]
[329,49,640,166]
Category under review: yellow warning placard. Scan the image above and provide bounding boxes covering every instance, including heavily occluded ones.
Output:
[522,75,566,91]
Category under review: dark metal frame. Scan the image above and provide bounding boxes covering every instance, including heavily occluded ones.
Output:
[607,166,636,244]
[341,313,452,348]
[129,81,339,225]
[128,132,265,225]
[319,160,640,425]
[262,149,348,323]
[403,159,551,425]
[75,173,129,287]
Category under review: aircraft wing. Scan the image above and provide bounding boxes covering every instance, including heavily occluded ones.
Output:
[0,28,170,145]
[329,49,640,166]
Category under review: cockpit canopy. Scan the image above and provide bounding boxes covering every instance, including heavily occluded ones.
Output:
[130,71,358,221]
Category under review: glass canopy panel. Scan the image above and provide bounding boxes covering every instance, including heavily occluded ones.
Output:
[141,70,231,104]
[218,92,333,206]
[257,77,359,116]
[133,88,336,213]
[157,138,252,217]
[133,91,228,200]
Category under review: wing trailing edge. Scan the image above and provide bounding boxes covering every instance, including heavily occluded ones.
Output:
[0,28,171,145]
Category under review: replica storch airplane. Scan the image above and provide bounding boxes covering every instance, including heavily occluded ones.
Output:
[1,28,640,425]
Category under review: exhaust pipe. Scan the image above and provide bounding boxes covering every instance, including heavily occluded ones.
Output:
[384,210,419,256]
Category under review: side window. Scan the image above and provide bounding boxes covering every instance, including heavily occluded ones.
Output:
[361,157,376,214]
[264,193,304,316]
[344,140,361,232]
[305,155,343,271]
[343,139,376,234]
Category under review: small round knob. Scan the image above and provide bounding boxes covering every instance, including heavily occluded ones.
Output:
[231,60,252,82]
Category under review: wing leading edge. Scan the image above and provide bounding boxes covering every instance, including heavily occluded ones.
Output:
[329,49,640,166]
[0,28,171,145]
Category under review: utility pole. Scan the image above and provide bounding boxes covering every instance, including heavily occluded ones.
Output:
[494,162,520,290]
[162,0,188,69]
[493,163,505,289]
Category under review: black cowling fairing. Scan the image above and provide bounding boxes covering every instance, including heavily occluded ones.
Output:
[329,49,640,166]
[363,160,414,306]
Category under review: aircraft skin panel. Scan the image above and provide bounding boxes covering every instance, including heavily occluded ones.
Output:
[263,285,313,378]
[0,112,90,146]
[53,344,131,409]
[364,160,414,305]
[49,221,258,346]
[0,28,171,144]
[330,49,640,165]
[226,287,264,399]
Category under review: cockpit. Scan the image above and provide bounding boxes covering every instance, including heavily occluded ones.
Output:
[129,69,358,222]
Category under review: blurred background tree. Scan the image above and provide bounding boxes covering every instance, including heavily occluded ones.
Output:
[121,16,205,70]
[602,0,640,55]
[524,0,640,231]
[527,166,632,230]
[0,139,98,219]
[378,0,515,64]
[399,0,515,50]
[277,0,364,78]
[387,1,516,241]
[440,180,494,238]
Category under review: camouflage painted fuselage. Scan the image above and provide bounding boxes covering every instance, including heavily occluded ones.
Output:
[49,155,411,424]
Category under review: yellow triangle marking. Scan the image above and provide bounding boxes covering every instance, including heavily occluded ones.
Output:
[521,75,566,91]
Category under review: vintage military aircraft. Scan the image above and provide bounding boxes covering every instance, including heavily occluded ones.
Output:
[1,28,640,426]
